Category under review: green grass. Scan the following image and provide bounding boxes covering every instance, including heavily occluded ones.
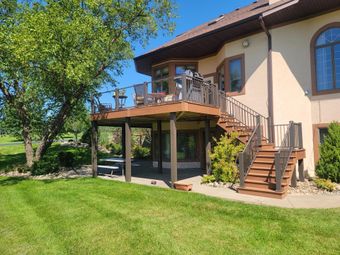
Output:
[0,135,22,143]
[0,177,339,255]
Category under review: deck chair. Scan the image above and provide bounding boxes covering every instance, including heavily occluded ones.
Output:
[134,83,152,106]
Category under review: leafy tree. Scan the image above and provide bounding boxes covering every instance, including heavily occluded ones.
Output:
[316,122,340,183]
[63,104,90,142]
[0,0,175,166]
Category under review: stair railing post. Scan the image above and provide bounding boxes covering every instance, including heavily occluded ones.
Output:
[143,82,148,105]
[275,152,282,192]
[297,122,303,149]
[239,152,245,187]
[289,121,295,149]
[256,115,262,147]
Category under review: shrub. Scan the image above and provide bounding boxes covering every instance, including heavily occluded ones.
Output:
[316,122,340,183]
[201,175,216,184]
[80,127,91,145]
[133,145,150,159]
[31,156,60,176]
[108,143,122,155]
[314,178,337,192]
[209,133,244,184]
[58,151,75,168]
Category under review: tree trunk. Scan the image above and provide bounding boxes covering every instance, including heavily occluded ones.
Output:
[34,101,73,161]
[22,126,34,167]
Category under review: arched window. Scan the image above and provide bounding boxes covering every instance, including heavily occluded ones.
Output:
[312,24,340,95]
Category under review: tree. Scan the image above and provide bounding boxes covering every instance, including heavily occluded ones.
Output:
[0,0,175,167]
[63,104,90,142]
[316,122,340,183]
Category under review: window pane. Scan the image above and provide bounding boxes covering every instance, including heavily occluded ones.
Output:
[229,59,243,92]
[319,128,329,144]
[316,28,340,46]
[175,66,186,75]
[316,47,333,91]
[155,69,162,79]
[155,82,162,93]
[217,65,225,91]
[162,81,169,93]
[162,67,169,77]
[335,44,340,88]
[161,132,197,161]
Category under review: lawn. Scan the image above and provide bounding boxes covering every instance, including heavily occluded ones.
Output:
[0,177,339,255]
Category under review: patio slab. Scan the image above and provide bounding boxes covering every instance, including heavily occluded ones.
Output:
[98,161,340,209]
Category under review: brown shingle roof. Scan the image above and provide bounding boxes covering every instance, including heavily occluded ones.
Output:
[146,0,291,54]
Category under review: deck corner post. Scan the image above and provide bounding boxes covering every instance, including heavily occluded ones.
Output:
[181,74,187,100]
[91,121,98,178]
[170,113,177,187]
[205,118,211,175]
[291,166,297,188]
[125,117,132,182]
[114,88,119,110]
[256,115,262,147]
[157,120,163,173]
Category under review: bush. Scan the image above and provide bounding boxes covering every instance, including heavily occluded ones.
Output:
[58,151,75,168]
[316,122,340,183]
[108,143,122,155]
[208,133,244,184]
[133,145,150,159]
[201,175,216,184]
[314,178,337,192]
[80,127,91,145]
[31,156,60,176]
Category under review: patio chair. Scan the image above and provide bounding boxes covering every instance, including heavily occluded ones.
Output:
[133,83,152,106]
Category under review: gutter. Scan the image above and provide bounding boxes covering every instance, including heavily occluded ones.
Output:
[259,15,274,143]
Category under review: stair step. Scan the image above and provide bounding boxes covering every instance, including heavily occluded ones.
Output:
[247,173,290,182]
[244,180,288,189]
[238,187,287,199]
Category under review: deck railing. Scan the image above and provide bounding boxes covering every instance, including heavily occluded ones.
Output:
[274,122,303,191]
[92,74,219,114]
[239,116,262,187]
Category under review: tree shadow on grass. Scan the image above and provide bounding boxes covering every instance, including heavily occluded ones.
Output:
[0,152,26,170]
[0,177,28,186]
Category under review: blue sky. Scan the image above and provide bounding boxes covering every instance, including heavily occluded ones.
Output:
[113,0,255,89]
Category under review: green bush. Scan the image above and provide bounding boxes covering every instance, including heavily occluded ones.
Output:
[58,151,75,168]
[80,127,91,145]
[133,145,150,159]
[316,122,340,183]
[314,178,337,192]
[108,143,122,155]
[31,156,60,176]
[209,133,244,184]
[201,175,216,184]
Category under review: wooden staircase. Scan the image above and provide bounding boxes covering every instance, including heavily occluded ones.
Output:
[217,112,304,199]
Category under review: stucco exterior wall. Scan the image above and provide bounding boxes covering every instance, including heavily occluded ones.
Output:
[198,33,269,116]
[271,10,340,174]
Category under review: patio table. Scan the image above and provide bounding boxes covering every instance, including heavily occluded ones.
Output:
[149,92,166,103]
[99,158,140,176]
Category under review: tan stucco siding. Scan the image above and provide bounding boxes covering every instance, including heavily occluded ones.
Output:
[198,33,269,116]
[271,10,340,174]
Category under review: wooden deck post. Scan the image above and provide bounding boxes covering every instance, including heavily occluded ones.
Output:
[298,159,305,182]
[157,120,163,173]
[91,121,98,178]
[125,117,131,182]
[291,166,297,187]
[122,124,126,157]
[205,119,211,175]
[170,113,177,187]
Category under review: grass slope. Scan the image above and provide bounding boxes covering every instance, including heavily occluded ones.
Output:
[0,177,339,255]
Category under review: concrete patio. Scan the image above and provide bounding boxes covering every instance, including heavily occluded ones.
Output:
[98,161,340,209]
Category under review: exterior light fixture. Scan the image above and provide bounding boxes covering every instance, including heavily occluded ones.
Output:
[242,39,250,48]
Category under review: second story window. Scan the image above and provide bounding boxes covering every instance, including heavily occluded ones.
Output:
[175,64,196,75]
[153,66,169,93]
[217,54,245,95]
[312,25,340,94]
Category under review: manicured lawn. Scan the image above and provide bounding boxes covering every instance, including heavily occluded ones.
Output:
[0,135,22,144]
[0,177,339,255]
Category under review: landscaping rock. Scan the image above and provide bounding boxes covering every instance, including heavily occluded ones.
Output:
[288,179,340,195]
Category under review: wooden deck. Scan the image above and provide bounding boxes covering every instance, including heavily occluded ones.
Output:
[91,101,221,125]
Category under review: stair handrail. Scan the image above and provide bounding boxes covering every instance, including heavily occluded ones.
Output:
[239,115,263,187]
[218,91,271,142]
[274,121,297,192]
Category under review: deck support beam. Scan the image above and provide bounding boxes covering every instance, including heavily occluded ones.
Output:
[91,121,98,178]
[170,113,177,187]
[157,120,163,173]
[125,117,131,182]
[205,119,211,175]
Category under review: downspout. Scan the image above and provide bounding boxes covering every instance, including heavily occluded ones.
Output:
[259,16,275,144]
